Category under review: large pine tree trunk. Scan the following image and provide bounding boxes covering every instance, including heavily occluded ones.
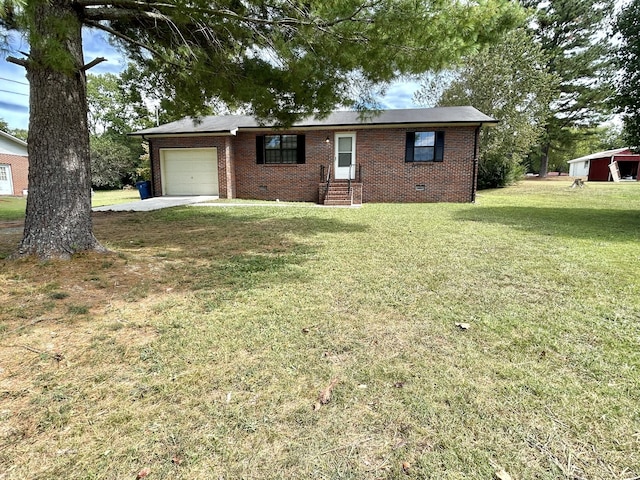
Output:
[16,1,106,259]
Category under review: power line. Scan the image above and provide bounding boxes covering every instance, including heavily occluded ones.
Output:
[0,77,28,86]
[0,89,29,96]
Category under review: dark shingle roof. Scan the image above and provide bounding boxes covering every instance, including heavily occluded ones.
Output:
[133,106,497,136]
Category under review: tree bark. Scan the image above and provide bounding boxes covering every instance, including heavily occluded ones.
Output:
[16,0,107,259]
[539,142,550,178]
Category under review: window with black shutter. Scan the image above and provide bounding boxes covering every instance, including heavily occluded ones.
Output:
[256,134,305,164]
[405,131,445,162]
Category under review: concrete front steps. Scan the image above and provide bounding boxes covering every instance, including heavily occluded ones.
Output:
[319,180,362,206]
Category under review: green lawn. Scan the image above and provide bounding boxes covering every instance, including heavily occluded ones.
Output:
[0,189,140,222]
[0,196,27,221]
[91,188,141,207]
[0,180,638,479]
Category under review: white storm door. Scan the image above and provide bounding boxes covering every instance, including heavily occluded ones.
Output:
[0,165,13,195]
[334,133,356,180]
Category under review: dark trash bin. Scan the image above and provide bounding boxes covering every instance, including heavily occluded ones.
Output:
[136,180,152,200]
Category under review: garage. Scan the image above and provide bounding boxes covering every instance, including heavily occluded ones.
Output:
[567,147,640,181]
[160,148,219,195]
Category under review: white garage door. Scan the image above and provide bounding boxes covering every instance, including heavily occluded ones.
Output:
[161,148,219,195]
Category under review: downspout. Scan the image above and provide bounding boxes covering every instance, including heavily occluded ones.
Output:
[471,125,480,203]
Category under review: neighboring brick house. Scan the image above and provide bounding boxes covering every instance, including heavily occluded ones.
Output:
[0,130,29,196]
[134,107,497,204]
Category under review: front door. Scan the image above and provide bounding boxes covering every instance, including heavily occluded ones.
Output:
[0,165,13,195]
[334,133,356,180]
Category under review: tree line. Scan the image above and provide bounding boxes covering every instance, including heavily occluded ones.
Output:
[8,0,635,192]
[415,0,632,188]
[86,0,638,191]
[0,0,638,258]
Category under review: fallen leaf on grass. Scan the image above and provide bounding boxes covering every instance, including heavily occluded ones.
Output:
[319,377,339,404]
[136,467,151,479]
[313,377,339,410]
[455,322,470,330]
[495,468,512,480]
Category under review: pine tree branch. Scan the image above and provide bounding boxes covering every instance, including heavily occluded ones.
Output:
[74,0,174,7]
[83,7,170,21]
[78,0,378,29]
[84,19,164,58]
[7,56,28,68]
[81,57,107,71]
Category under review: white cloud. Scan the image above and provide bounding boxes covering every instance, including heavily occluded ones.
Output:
[82,30,126,75]
[377,80,422,109]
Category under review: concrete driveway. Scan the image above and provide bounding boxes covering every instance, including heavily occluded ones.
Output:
[93,196,219,212]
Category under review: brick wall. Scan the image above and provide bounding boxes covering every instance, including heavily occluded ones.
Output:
[149,125,479,203]
[0,153,29,196]
[355,127,477,203]
[234,127,477,203]
[234,130,332,202]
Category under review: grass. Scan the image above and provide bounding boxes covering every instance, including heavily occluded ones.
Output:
[0,197,27,222]
[0,180,639,479]
[0,189,141,222]
[91,189,140,207]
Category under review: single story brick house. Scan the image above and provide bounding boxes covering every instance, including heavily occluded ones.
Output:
[133,107,497,205]
[568,147,640,181]
[0,130,29,196]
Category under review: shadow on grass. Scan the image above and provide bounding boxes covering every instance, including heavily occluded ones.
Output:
[96,207,368,293]
[456,206,640,242]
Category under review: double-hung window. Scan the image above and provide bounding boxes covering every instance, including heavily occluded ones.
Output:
[405,131,445,162]
[256,134,306,164]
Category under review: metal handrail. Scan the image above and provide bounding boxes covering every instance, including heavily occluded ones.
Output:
[348,163,356,195]
[325,164,332,198]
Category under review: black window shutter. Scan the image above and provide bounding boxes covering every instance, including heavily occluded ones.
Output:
[256,135,264,164]
[405,132,414,162]
[434,131,445,162]
[297,134,306,164]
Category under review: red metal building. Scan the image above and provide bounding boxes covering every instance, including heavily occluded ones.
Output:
[568,147,640,181]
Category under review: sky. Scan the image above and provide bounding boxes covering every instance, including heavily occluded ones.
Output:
[0,31,131,130]
[0,30,422,131]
